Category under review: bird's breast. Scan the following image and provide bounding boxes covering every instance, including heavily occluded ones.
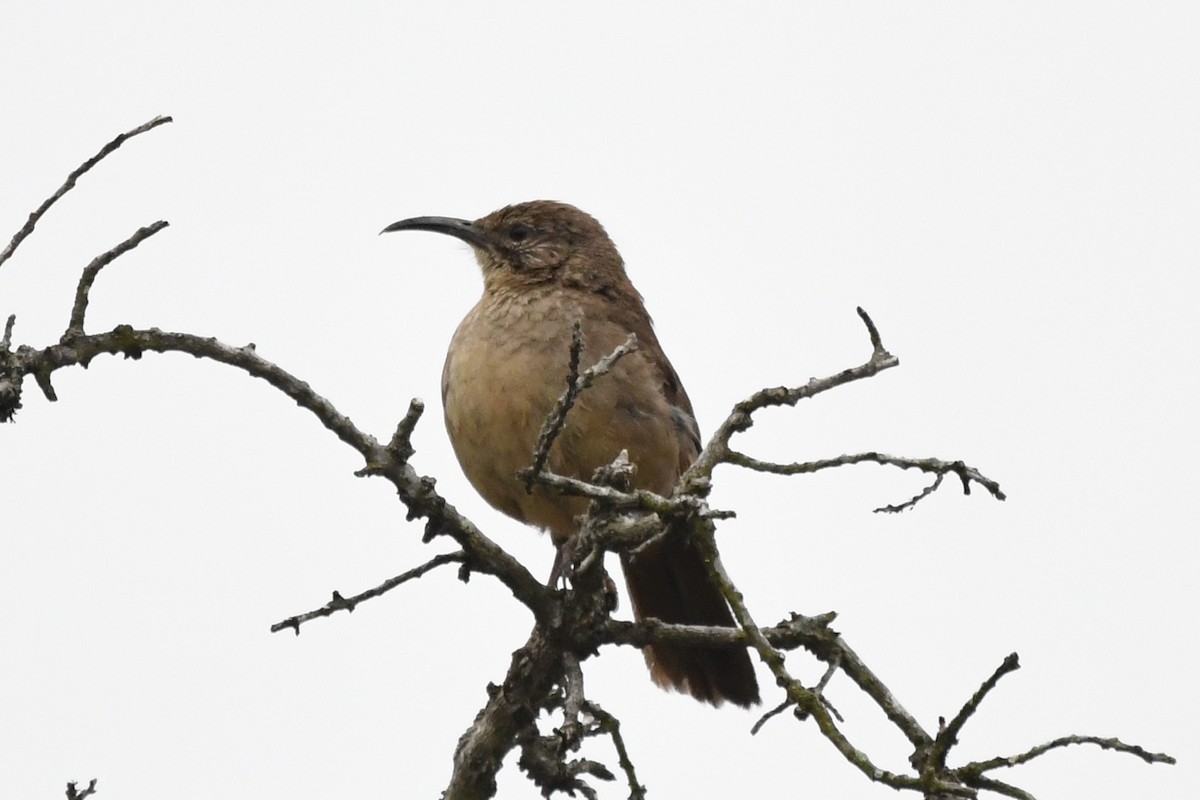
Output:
[440,287,688,540]
[441,291,582,534]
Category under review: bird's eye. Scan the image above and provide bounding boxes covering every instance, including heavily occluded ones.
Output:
[507,224,532,242]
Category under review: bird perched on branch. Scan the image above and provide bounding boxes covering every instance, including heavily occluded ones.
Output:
[382,200,759,707]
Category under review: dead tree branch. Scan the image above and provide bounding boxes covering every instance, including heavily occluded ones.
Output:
[65,220,169,337]
[2,120,1173,800]
[65,779,99,800]
[271,551,466,633]
[0,115,172,270]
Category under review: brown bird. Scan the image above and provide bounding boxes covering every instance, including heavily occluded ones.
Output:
[382,200,759,707]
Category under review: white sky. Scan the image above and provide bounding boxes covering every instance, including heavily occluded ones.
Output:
[1,3,1196,799]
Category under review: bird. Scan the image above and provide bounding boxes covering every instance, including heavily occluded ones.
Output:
[382,200,759,707]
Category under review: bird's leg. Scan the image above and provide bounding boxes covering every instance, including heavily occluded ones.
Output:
[547,541,572,589]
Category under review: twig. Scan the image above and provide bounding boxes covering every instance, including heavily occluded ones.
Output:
[0,115,172,270]
[751,699,793,735]
[690,521,930,793]
[966,775,1037,800]
[586,702,646,800]
[271,551,465,634]
[1,315,15,351]
[881,472,945,513]
[65,779,98,799]
[523,325,638,492]
[560,651,586,742]
[65,221,169,337]
[683,307,900,491]
[385,398,425,461]
[813,654,844,723]
[724,450,1005,511]
[858,305,887,355]
[11,324,553,620]
[753,653,843,733]
[964,734,1176,774]
[930,653,1021,771]
[525,320,585,491]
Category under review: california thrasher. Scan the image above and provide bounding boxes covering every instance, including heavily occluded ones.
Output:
[382,200,759,707]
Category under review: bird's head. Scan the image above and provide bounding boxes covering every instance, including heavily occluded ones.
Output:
[382,200,630,294]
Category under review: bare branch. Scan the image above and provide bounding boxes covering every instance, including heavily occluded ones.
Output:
[6,125,1175,800]
[873,459,1005,511]
[586,701,646,800]
[930,653,1021,771]
[858,305,888,356]
[689,521,927,793]
[965,775,1037,799]
[385,397,425,461]
[751,699,793,735]
[523,324,638,492]
[881,472,946,513]
[725,450,1006,511]
[516,652,617,800]
[11,325,553,620]
[964,734,1176,775]
[270,551,465,634]
[65,220,169,337]
[561,651,586,739]
[525,320,585,492]
[447,626,566,800]
[1,115,172,270]
[683,307,900,490]
[65,779,98,799]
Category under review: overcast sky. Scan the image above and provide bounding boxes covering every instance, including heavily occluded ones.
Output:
[1,3,1196,799]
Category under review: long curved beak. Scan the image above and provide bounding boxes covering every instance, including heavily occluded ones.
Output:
[380,216,492,250]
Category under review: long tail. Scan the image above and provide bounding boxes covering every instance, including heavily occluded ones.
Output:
[619,529,760,707]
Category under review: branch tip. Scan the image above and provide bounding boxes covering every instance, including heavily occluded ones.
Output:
[65,778,99,800]
[65,220,169,337]
[1,314,15,350]
[856,306,886,355]
[931,652,1022,769]
[270,551,465,633]
[1,115,172,270]
[387,397,425,459]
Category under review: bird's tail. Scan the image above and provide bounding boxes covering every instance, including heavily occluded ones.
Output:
[620,529,760,707]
